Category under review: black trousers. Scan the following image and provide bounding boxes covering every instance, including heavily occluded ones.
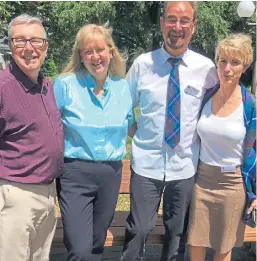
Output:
[121,169,194,261]
[56,159,122,261]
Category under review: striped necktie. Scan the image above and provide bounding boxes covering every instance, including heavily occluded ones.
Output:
[165,58,182,148]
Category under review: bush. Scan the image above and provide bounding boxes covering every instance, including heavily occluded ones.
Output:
[42,56,59,78]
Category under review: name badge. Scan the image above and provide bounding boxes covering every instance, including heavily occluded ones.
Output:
[221,165,237,173]
[185,85,200,98]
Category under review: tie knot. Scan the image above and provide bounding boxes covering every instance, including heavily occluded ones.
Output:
[168,57,181,67]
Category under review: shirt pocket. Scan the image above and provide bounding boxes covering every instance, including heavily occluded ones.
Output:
[182,84,204,118]
[0,184,16,209]
[183,84,204,106]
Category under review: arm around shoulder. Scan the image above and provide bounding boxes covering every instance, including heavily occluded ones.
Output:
[203,60,219,90]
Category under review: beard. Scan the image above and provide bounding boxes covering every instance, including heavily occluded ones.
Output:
[165,31,185,50]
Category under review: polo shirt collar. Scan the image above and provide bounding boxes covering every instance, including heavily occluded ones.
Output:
[86,71,110,92]
[160,44,189,67]
[9,58,44,92]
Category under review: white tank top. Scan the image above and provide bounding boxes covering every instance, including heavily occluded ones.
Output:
[197,98,246,167]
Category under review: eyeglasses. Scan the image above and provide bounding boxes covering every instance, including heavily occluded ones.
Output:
[11,38,46,49]
[164,17,193,28]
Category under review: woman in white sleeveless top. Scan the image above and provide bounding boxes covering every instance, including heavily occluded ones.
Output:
[187,34,256,261]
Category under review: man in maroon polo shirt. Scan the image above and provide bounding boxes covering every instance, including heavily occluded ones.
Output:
[0,14,63,261]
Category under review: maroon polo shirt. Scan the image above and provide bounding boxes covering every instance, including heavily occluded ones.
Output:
[0,59,64,184]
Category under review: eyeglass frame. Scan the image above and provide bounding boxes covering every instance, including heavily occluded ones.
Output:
[163,17,195,28]
[11,37,47,49]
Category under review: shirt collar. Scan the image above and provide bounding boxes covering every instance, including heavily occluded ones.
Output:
[9,57,44,92]
[160,44,189,67]
[86,72,110,92]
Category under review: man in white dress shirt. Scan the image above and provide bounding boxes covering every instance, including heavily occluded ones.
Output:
[121,2,218,261]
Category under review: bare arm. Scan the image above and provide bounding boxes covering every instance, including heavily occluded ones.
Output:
[128,122,137,138]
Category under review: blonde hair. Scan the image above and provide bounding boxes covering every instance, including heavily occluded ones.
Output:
[62,24,126,78]
[215,33,253,69]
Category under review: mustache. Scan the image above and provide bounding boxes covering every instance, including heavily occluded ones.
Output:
[168,30,184,37]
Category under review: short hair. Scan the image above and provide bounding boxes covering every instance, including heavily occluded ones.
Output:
[215,33,253,68]
[163,1,198,20]
[8,14,47,40]
[62,24,127,78]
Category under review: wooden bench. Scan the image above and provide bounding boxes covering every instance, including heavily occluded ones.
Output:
[52,160,256,247]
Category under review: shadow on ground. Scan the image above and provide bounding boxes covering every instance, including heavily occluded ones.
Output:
[50,243,256,261]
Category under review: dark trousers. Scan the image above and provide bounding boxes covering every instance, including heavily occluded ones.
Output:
[56,159,122,261]
[121,169,194,261]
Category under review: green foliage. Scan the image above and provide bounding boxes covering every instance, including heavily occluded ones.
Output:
[192,1,256,62]
[42,55,58,78]
[1,1,256,158]
[0,1,255,82]
[191,1,231,58]
[0,2,14,38]
[47,1,115,71]
[124,107,140,159]
[112,1,162,67]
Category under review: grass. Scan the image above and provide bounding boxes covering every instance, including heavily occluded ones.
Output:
[56,195,130,215]
[116,195,163,212]
[124,107,140,160]
[116,195,130,211]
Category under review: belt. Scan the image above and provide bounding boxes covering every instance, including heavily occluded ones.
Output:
[64,158,120,164]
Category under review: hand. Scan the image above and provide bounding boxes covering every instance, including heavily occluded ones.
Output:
[247,198,256,214]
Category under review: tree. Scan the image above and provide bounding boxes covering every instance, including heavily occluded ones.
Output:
[0,2,14,38]
[0,1,255,81]
[42,55,58,78]
[46,1,115,72]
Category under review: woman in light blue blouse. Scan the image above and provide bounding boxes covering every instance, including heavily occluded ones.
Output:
[53,24,134,261]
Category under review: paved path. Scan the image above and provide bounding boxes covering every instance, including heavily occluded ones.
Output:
[50,243,256,261]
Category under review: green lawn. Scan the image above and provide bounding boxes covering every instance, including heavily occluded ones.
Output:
[124,107,139,160]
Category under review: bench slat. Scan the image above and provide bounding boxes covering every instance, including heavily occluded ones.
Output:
[244,226,257,242]
[52,211,256,247]
[53,160,256,247]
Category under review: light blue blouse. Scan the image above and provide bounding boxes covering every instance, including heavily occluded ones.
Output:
[53,69,134,161]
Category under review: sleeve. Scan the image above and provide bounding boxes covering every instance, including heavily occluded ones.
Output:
[123,79,135,127]
[127,107,135,127]
[244,95,256,201]
[203,60,219,90]
[0,89,6,138]
[248,100,256,199]
[126,59,140,109]
[53,77,67,113]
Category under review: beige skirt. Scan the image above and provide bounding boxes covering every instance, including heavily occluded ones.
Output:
[187,161,246,253]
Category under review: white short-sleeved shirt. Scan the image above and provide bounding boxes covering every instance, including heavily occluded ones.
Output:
[127,47,218,181]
